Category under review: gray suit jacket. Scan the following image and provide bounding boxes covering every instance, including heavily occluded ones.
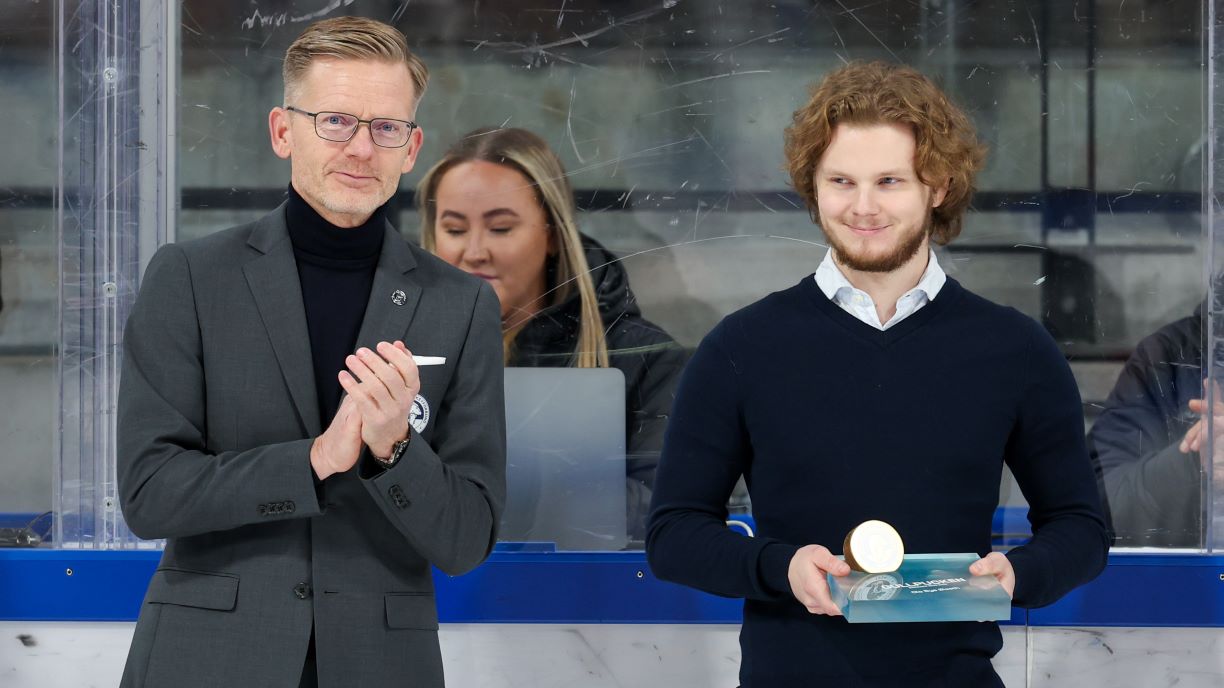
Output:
[116,205,506,687]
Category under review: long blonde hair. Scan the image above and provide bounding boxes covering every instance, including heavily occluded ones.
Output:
[418,127,609,368]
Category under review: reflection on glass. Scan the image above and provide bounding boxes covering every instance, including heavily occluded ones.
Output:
[417,127,687,544]
[1,0,56,532]
[500,368,628,551]
[1089,303,1205,548]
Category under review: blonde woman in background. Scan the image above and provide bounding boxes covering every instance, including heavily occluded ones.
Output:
[418,127,686,541]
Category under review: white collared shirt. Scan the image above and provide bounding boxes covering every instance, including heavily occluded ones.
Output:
[814,249,946,331]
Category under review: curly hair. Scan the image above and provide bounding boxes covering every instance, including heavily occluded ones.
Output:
[784,61,986,245]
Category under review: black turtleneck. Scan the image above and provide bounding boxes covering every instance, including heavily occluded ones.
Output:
[285,183,385,426]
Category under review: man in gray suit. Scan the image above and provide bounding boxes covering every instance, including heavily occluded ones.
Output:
[117,17,505,688]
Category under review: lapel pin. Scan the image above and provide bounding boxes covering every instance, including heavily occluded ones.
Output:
[391,289,407,306]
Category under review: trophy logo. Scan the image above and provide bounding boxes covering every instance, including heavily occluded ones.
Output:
[850,573,902,601]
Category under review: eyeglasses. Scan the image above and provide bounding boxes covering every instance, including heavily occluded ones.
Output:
[285,106,418,148]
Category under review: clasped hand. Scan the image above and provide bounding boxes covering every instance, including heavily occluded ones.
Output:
[311,341,420,480]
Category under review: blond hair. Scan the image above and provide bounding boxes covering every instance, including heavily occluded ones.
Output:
[417,128,609,368]
[785,61,986,245]
[283,17,429,108]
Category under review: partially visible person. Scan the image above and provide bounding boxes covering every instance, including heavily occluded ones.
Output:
[1088,301,1217,547]
[417,127,686,540]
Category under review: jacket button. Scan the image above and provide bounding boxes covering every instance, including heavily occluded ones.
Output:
[293,583,312,600]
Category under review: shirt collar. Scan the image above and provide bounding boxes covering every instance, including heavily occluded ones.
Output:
[814,248,947,302]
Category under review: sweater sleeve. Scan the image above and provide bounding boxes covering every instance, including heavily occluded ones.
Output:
[1004,320,1111,608]
[645,323,797,601]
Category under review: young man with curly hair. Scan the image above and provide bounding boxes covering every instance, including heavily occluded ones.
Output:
[647,61,1108,686]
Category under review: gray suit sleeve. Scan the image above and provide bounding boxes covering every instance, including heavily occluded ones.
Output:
[359,281,507,575]
[117,245,323,540]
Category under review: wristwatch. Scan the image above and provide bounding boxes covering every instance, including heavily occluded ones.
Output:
[374,435,411,469]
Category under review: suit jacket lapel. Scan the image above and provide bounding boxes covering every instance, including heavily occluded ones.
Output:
[354,224,421,352]
[243,205,322,437]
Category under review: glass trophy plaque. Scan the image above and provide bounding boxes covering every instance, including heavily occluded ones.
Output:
[827,553,1012,623]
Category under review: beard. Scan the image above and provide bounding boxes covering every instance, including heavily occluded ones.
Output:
[293,166,392,226]
[318,173,390,217]
[318,190,384,219]
[821,213,931,274]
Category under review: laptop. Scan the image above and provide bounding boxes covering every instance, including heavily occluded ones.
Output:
[499,367,628,551]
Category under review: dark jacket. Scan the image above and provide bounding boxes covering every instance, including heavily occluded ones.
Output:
[1088,305,1204,547]
[117,207,506,688]
[509,235,687,540]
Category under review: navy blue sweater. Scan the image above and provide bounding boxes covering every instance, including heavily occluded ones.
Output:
[646,275,1109,686]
